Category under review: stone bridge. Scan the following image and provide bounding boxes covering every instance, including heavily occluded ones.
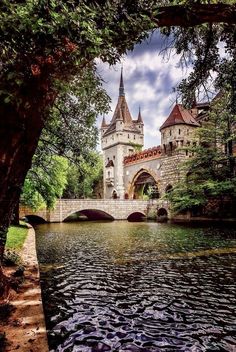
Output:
[19,199,169,222]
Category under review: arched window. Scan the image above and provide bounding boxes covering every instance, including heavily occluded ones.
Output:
[112,190,118,199]
[165,184,173,193]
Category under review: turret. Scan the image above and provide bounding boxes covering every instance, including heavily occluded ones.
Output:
[160,104,200,156]
[100,116,108,136]
[135,106,144,136]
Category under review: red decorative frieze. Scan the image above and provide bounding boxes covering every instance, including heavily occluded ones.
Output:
[124,146,162,165]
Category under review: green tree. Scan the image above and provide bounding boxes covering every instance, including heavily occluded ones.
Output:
[167,91,236,215]
[63,152,103,199]
[39,65,110,162]
[20,66,106,209]
[21,155,68,210]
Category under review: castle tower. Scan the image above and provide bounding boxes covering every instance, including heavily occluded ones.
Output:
[159,103,200,156]
[101,69,144,199]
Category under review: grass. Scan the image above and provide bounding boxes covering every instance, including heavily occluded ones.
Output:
[6,222,28,250]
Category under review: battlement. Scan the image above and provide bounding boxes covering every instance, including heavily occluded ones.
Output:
[124,146,162,165]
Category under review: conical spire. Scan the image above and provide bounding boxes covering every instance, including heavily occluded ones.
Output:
[137,106,143,123]
[119,67,125,97]
[101,116,107,127]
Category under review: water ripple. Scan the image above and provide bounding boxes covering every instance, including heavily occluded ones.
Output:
[36,222,236,352]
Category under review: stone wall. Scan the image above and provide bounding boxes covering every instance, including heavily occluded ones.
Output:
[124,153,186,197]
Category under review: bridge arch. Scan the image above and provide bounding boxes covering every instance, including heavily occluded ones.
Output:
[24,214,47,224]
[157,207,168,222]
[128,168,160,200]
[63,209,114,222]
[127,211,146,222]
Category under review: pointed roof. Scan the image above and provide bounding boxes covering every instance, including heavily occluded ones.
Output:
[137,106,143,124]
[160,104,200,130]
[103,69,141,136]
[101,116,108,128]
[119,67,125,97]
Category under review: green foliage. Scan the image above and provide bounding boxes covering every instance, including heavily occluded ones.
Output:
[63,152,103,199]
[0,0,155,105]
[166,91,236,214]
[1,0,235,111]
[128,142,143,152]
[21,155,68,209]
[40,65,110,162]
[20,65,108,208]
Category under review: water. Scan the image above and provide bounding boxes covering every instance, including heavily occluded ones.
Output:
[36,221,236,352]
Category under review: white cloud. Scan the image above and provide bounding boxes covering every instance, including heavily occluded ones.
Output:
[96,37,192,149]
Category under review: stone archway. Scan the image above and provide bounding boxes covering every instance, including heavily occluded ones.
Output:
[129,168,159,200]
[157,208,168,222]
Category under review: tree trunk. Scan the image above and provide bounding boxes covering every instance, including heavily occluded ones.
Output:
[11,201,19,226]
[0,95,48,266]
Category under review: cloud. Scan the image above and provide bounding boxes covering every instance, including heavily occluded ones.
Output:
[96,32,192,149]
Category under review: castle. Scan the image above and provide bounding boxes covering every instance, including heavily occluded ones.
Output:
[100,70,209,200]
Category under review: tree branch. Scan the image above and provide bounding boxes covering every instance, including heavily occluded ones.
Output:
[153,4,236,27]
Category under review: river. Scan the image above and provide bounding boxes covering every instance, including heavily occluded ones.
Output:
[35,221,236,352]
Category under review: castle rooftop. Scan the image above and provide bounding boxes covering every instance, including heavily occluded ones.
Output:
[160,104,200,130]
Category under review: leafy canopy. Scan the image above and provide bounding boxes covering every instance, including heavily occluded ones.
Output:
[21,155,68,210]
[63,152,103,199]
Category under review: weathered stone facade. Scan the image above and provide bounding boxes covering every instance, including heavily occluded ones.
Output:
[101,72,200,200]
[101,69,144,199]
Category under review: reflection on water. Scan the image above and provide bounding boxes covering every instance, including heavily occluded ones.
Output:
[36,221,236,352]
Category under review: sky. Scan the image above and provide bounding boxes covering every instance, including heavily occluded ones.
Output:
[97,30,192,149]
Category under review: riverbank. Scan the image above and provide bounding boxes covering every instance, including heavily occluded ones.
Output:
[1,226,49,352]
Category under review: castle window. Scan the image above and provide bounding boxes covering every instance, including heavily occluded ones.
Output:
[108,171,110,178]
[134,135,136,140]
[165,185,173,193]
[186,150,188,156]
[169,130,172,136]
[180,140,184,147]
[128,149,133,155]
[187,129,189,135]
[128,134,130,139]
[179,129,181,135]
[113,155,115,160]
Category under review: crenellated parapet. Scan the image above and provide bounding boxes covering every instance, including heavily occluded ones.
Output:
[124,146,162,165]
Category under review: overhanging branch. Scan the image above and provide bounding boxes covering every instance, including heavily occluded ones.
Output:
[153,4,236,27]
